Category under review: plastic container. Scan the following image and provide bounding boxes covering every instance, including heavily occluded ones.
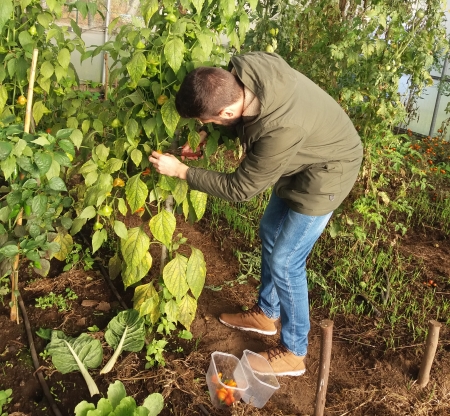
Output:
[240,349,280,408]
[206,351,249,408]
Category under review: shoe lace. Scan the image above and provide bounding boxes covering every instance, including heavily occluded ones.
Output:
[242,304,265,317]
[266,345,289,362]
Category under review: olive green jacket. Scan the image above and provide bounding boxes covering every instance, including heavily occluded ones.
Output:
[186,52,363,215]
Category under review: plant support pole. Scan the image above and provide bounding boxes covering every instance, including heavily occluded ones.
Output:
[24,48,39,134]
[417,319,442,388]
[314,319,334,416]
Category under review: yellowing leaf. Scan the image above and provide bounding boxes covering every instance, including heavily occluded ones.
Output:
[108,253,122,280]
[177,294,197,330]
[164,37,185,74]
[133,281,159,323]
[149,209,176,248]
[121,227,150,269]
[53,232,73,261]
[161,98,180,138]
[163,253,188,300]
[186,247,206,299]
[164,299,178,323]
[122,251,152,288]
[172,179,188,205]
[125,174,148,213]
[190,190,207,220]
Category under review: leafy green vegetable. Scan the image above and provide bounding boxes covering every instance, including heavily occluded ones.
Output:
[75,380,164,416]
[100,309,145,374]
[46,330,102,396]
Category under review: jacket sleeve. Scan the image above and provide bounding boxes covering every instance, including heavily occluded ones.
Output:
[186,126,304,202]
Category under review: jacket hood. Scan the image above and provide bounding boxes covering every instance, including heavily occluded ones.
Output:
[230,52,298,118]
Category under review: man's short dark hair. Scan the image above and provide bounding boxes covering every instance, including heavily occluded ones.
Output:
[175,67,243,119]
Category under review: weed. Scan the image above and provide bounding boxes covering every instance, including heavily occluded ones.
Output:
[35,288,78,312]
[63,243,94,272]
[145,339,168,368]
[0,389,12,416]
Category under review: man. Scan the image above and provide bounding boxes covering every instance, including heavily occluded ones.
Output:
[149,52,363,376]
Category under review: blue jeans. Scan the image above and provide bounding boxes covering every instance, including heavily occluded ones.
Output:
[258,193,332,356]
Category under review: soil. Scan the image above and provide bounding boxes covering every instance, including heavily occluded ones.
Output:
[0,212,449,416]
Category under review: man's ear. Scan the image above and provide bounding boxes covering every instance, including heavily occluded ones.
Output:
[218,107,236,119]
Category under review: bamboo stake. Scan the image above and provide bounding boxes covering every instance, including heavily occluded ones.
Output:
[417,320,442,388]
[314,319,334,416]
[24,48,39,134]
[10,48,39,322]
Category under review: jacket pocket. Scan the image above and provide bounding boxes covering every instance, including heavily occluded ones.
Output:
[296,161,343,195]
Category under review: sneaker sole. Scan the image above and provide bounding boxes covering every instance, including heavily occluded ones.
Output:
[254,368,306,377]
[218,317,277,336]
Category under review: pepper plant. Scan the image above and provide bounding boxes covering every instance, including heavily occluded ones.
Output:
[0,0,97,130]
[69,0,257,331]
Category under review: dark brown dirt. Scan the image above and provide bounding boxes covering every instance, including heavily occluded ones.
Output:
[0,213,449,416]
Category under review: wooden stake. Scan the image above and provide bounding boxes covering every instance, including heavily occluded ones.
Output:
[10,48,38,322]
[314,319,334,416]
[24,48,39,134]
[417,320,442,388]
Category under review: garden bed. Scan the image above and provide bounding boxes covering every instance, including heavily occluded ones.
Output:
[0,212,449,416]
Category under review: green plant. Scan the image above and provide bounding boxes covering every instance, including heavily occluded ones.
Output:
[145,338,168,369]
[44,330,103,397]
[100,309,146,374]
[63,243,94,272]
[0,389,12,416]
[35,288,78,312]
[75,380,164,416]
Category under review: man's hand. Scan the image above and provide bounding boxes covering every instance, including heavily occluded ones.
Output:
[149,151,189,180]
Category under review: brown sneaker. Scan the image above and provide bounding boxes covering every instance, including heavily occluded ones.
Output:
[257,344,306,376]
[219,305,277,335]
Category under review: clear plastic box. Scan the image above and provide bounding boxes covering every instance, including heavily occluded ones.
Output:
[206,351,249,408]
[240,349,280,408]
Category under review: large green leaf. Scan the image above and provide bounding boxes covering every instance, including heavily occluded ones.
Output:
[164,37,185,74]
[100,310,146,374]
[143,393,165,416]
[107,380,127,410]
[57,48,71,69]
[125,174,148,213]
[141,0,158,25]
[186,247,206,299]
[161,98,180,138]
[92,228,107,254]
[126,52,147,84]
[121,227,150,269]
[113,220,128,240]
[46,330,102,396]
[125,118,139,140]
[0,0,13,34]
[122,251,152,288]
[0,142,13,161]
[149,209,176,248]
[163,253,189,300]
[177,294,197,330]
[190,190,207,220]
[34,152,52,176]
[0,156,16,180]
